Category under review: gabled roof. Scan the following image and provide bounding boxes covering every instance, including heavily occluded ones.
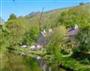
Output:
[68,24,79,36]
[37,29,53,45]
[37,32,47,45]
[68,28,79,36]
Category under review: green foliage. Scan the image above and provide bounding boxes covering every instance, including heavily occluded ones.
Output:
[22,24,40,45]
[45,26,69,66]
[8,14,17,21]
[0,17,41,71]
[58,4,90,28]
[0,3,90,71]
[25,57,42,71]
[76,27,90,52]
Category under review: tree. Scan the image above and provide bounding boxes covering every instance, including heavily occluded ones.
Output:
[8,14,17,21]
[71,27,90,65]
[80,3,84,5]
[44,26,73,71]
[76,27,90,52]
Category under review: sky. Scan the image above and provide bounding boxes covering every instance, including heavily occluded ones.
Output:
[0,0,90,21]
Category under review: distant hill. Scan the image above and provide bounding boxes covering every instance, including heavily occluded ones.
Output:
[23,3,90,29]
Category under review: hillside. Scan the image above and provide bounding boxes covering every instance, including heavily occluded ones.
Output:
[0,3,90,71]
[24,3,90,29]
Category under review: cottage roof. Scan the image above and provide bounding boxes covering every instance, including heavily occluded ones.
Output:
[68,24,79,36]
